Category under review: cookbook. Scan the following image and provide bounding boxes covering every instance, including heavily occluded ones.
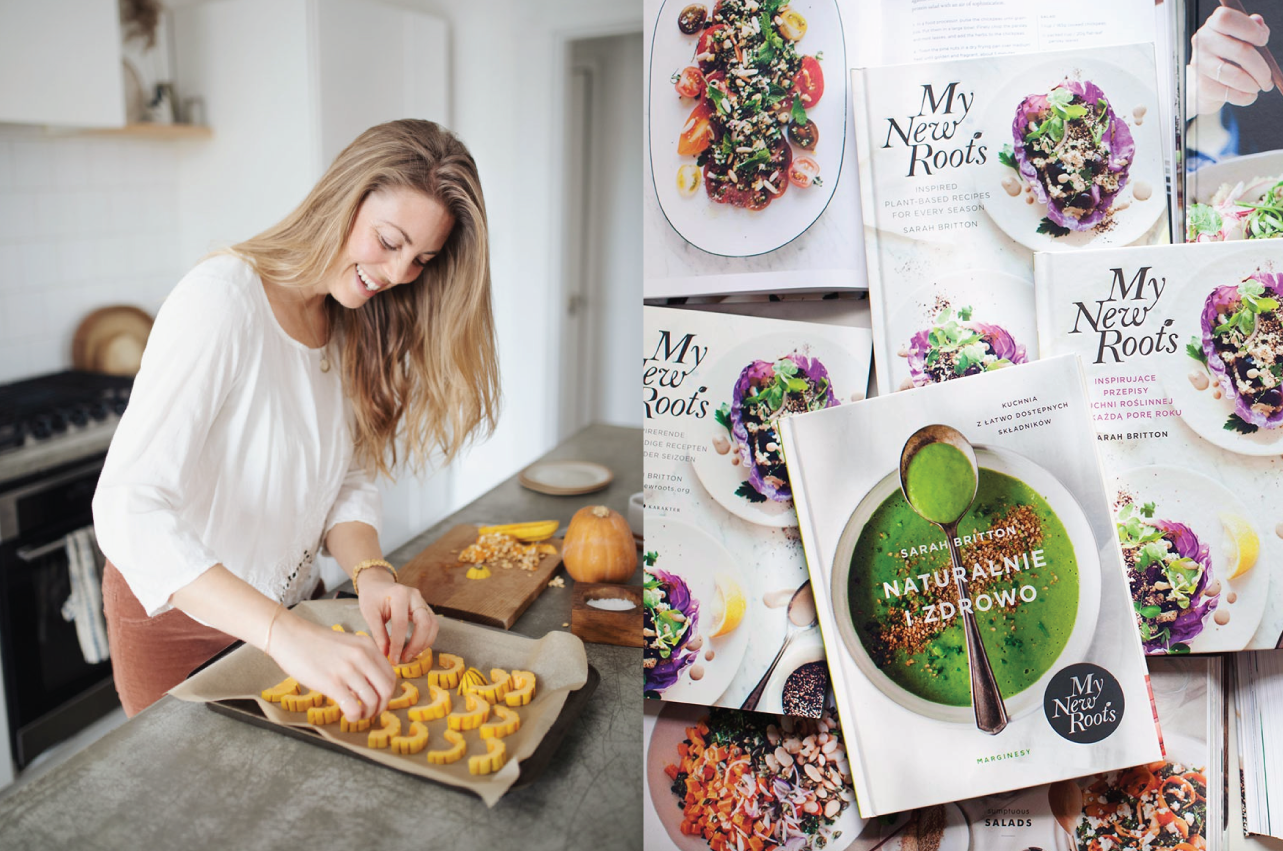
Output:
[853,43,1170,396]
[1035,240,1283,652]
[841,656,1223,851]
[642,305,873,716]
[1234,650,1283,840]
[643,0,868,298]
[778,355,1161,817]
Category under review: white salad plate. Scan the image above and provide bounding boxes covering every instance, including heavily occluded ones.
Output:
[646,519,752,706]
[517,460,613,495]
[691,332,867,529]
[644,701,866,851]
[1188,148,1283,204]
[978,56,1167,252]
[1113,465,1270,653]
[829,445,1102,725]
[1158,247,1283,456]
[1051,733,1211,851]
[647,0,847,257]
[884,268,1035,393]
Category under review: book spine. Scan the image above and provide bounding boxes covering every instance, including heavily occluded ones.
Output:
[850,67,893,397]
[777,415,877,817]
[1032,253,1057,361]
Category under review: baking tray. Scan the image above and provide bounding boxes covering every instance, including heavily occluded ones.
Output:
[200,651,598,791]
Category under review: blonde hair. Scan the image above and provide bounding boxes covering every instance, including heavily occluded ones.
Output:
[229,119,499,476]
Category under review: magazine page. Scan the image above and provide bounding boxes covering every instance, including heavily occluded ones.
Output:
[1035,240,1283,653]
[841,656,1223,851]
[642,306,873,715]
[1185,0,1283,244]
[643,0,866,298]
[1233,651,1283,841]
[779,355,1161,816]
[853,0,1158,66]
[854,43,1171,396]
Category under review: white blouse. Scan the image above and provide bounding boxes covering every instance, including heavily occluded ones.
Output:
[93,255,382,617]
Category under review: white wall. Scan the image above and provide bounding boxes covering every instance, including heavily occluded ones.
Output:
[392,0,642,508]
[0,125,186,383]
[572,33,643,430]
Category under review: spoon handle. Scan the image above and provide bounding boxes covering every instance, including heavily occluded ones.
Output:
[741,631,798,712]
[945,529,1010,735]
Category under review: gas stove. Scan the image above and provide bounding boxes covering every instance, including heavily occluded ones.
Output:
[0,372,132,486]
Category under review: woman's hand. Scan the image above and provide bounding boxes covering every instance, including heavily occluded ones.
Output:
[267,612,397,721]
[355,566,439,665]
[1190,7,1274,116]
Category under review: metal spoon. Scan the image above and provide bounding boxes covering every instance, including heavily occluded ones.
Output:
[899,424,1009,735]
[741,581,817,711]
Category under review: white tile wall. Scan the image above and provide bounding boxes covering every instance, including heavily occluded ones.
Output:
[0,125,185,384]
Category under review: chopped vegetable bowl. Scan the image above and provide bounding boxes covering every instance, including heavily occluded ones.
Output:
[1009,79,1133,232]
[905,305,1028,388]
[644,552,703,696]
[1198,274,1283,430]
[1116,500,1217,654]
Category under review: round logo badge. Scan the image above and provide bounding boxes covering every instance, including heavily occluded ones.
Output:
[1043,663,1125,744]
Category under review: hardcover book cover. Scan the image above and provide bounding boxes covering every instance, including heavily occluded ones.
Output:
[852,43,1170,395]
[642,305,873,716]
[778,355,1160,816]
[1035,240,1283,653]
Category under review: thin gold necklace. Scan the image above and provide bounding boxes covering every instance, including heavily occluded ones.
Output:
[298,294,331,373]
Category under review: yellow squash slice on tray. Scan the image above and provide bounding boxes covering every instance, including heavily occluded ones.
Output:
[465,669,511,704]
[505,670,536,706]
[390,722,429,755]
[468,738,507,775]
[367,712,402,749]
[308,698,340,725]
[388,681,419,710]
[479,705,521,739]
[280,689,325,712]
[394,648,432,678]
[261,677,300,703]
[340,714,372,733]
[447,693,491,732]
[429,653,465,689]
[426,729,467,765]
[408,685,451,722]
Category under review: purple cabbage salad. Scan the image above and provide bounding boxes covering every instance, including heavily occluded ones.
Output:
[1195,275,1283,432]
[643,552,700,695]
[905,305,1027,388]
[1116,500,1217,653]
[1008,80,1134,232]
[717,354,838,503]
[1187,176,1283,242]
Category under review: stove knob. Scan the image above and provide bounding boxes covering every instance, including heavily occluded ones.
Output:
[88,401,109,421]
[30,416,52,440]
[68,406,89,427]
[112,398,129,416]
[49,412,67,433]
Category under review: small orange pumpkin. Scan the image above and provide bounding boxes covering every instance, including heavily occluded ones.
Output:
[562,505,637,583]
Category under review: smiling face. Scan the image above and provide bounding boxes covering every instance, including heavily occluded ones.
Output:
[329,186,454,308]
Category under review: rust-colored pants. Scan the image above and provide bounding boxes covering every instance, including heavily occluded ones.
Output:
[102,561,235,717]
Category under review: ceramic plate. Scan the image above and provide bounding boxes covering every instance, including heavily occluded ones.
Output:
[644,519,751,705]
[518,461,614,495]
[647,0,847,256]
[978,58,1166,251]
[1112,465,1270,653]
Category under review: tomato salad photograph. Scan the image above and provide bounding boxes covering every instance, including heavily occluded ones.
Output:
[648,0,848,256]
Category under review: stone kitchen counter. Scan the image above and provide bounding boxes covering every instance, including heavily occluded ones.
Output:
[0,424,643,850]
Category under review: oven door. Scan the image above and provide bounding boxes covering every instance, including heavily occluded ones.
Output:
[0,460,119,769]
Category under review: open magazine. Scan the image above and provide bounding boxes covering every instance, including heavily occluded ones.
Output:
[778,355,1160,816]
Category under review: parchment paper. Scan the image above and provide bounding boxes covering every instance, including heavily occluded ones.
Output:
[169,599,589,807]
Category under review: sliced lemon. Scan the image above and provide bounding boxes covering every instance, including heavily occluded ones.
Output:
[1221,512,1260,579]
[709,574,746,637]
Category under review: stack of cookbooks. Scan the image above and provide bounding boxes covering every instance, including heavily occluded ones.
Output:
[1234,652,1283,841]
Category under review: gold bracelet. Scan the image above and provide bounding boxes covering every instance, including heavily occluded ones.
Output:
[352,558,397,594]
[263,602,286,656]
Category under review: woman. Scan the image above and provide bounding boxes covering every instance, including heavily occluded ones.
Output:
[92,119,499,721]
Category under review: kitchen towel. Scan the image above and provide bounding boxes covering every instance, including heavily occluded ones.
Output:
[62,526,110,665]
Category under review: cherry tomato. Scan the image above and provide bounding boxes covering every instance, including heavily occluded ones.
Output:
[676,165,702,198]
[776,9,808,41]
[788,155,820,188]
[706,142,791,210]
[788,119,819,150]
[674,66,705,99]
[792,56,825,109]
[678,99,715,157]
[695,24,731,72]
[677,4,707,34]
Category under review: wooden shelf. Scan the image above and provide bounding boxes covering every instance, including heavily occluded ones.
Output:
[80,122,212,140]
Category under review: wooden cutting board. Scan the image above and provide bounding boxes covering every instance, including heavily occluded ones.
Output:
[398,524,564,630]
